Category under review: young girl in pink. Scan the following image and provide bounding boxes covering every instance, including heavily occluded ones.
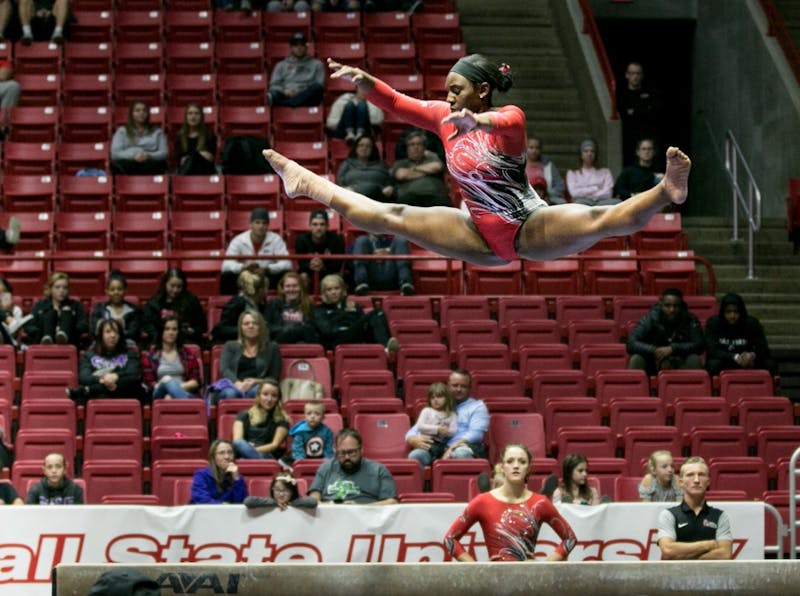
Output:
[415,382,458,461]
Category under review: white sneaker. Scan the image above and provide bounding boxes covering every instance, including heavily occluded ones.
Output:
[5,216,20,245]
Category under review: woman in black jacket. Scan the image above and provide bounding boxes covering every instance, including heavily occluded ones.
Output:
[67,319,145,402]
[25,272,88,347]
[90,270,143,346]
[143,268,207,347]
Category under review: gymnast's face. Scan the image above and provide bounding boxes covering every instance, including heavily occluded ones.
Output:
[445,72,484,113]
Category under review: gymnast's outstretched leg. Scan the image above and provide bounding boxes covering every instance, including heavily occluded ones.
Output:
[263,149,506,266]
[518,147,691,260]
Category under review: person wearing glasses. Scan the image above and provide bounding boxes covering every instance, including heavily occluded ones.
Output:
[308,428,397,505]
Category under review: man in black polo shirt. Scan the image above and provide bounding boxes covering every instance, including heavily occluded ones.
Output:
[657,456,733,559]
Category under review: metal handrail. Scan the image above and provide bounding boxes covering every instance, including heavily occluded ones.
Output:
[789,445,800,558]
[724,130,762,280]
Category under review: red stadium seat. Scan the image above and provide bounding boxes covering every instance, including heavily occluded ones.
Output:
[640,250,702,296]
[622,426,680,474]
[3,141,55,176]
[456,344,511,372]
[171,175,226,211]
[13,41,62,75]
[614,476,642,502]
[395,344,449,380]
[8,106,58,143]
[412,12,461,44]
[689,426,748,459]
[555,426,616,459]
[673,397,730,443]
[555,295,606,335]
[416,42,466,75]
[165,73,216,107]
[14,73,60,107]
[431,458,491,502]
[262,11,311,44]
[333,344,388,394]
[216,41,265,75]
[61,106,112,143]
[708,456,767,500]
[497,295,548,338]
[114,174,169,212]
[389,319,440,346]
[165,41,214,75]
[364,11,411,43]
[150,459,207,506]
[607,397,666,442]
[4,211,52,251]
[736,396,793,445]
[543,398,601,455]
[273,140,329,175]
[382,295,434,324]
[281,357,332,399]
[594,369,651,410]
[84,399,142,434]
[112,211,168,251]
[719,369,775,405]
[313,11,362,42]
[226,174,280,212]
[115,10,163,43]
[526,367,587,413]
[471,370,524,400]
[83,429,143,461]
[64,41,112,75]
[351,412,410,460]
[165,10,213,43]
[582,252,640,296]
[14,428,76,467]
[113,73,164,108]
[522,259,581,295]
[630,212,687,252]
[271,106,325,142]
[219,73,268,106]
[19,399,77,433]
[657,369,713,415]
[114,41,163,74]
[58,141,110,176]
[214,10,262,43]
[366,42,418,75]
[54,211,111,251]
[150,425,209,462]
[82,460,143,504]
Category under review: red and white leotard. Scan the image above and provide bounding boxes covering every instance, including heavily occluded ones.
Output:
[444,492,577,562]
[367,79,547,261]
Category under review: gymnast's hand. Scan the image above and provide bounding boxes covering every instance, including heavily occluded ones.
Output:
[442,108,480,141]
[328,59,375,91]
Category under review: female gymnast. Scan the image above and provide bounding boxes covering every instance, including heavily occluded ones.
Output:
[263,54,690,265]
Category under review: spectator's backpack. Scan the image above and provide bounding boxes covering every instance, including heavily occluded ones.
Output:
[222,135,274,175]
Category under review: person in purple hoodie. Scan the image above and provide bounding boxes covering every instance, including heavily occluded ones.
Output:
[190,440,248,504]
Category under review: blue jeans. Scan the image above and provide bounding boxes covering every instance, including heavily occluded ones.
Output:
[217,384,259,400]
[408,444,479,470]
[152,379,196,400]
[233,439,275,460]
[334,100,370,138]
[352,235,412,290]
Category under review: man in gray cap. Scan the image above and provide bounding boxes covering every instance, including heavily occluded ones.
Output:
[221,207,291,294]
[268,32,325,107]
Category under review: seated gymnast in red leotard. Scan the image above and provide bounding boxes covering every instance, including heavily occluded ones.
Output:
[444,443,577,562]
[263,54,691,266]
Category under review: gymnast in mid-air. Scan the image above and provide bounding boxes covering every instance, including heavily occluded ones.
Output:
[263,53,690,266]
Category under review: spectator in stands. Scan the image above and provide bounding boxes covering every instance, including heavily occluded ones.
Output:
[0,274,29,346]
[525,136,566,204]
[0,479,23,505]
[0,216,19,253]
[221,207,291,295]
[211,270,268,345]
[143,268,207,347]
[352,233,414,296]
[327,86,384,142]
[174,102,217,176]
[444,443,576,562]
[25,272,88,347]
[266,1,311,12]
[406,369,489,470]
[26,452,83,505]
[110,100,168,176]
[244,472,318,510]
[308,428,397,504]
[627,288,704,376]
[210,309,281,404]
[551,453,602,505]
[529,175,548,205]
[393,126,446,163]
[566,139,617,206]
[265,271,319,344]
[287,400,335,465]
[294,209,346,293]
[613,137,663,200]
[391,130,451,208]
[312,0,360,11]
[312,273,397,353]
[67,319,145,403]
[657,456,733,560]
[0,59,21,133]
[90,270,143,347]
[18,0,70,45]
[232,378,290,460]
[190,439,248,505]
[268,33,324,108]
[141,315,202,400]
[639,449,682,502]
[704,292,778,377]
[618,61,663,167]
[336,134,395,202]
[412,382,458,463]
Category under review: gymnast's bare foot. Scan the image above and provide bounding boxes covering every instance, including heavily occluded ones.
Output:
[663,147,690,205]
[263,149,321,202]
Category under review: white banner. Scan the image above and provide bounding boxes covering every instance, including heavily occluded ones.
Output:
[0,502,764,596]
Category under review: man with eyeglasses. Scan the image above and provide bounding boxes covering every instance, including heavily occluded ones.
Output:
[308,428,398,505]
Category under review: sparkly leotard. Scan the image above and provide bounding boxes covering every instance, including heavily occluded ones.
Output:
[367,79,547,261]
[444,492,576,561]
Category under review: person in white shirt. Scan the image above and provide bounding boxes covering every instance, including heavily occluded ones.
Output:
[221,207,292,294]
[566,139,617,206]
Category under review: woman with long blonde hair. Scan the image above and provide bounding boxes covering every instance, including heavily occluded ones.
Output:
[232,378,290,460]
[266,272,318,344]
